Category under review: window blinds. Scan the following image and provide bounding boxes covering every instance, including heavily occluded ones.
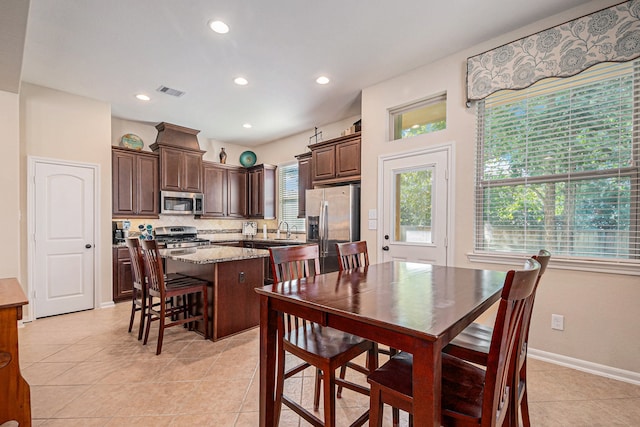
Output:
[278,163,305,230]
[475,61,639,260]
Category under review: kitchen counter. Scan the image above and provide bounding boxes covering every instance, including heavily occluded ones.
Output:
[159,245,269,264]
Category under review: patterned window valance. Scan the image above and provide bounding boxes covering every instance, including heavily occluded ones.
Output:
[467,1,640,102]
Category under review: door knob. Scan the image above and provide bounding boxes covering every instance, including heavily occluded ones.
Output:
[85,244,92,249]
[382,246,389,251]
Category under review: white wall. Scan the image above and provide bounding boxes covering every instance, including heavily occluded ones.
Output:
[0,90,21,280]
[20,83,113,310]
[358,0,639,374]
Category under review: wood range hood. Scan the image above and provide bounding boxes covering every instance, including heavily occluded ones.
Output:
[150,122,204,152]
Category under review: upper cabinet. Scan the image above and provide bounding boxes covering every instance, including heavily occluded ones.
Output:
[201,162,248,218]
[150,122,205,193]
[248,164,277,219]
[309,132,361,185]
[112,147,159,218]
[157,146,204,192]
[295,152,312,218]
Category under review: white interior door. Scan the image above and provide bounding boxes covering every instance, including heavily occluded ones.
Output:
[32,160,96,318]
[380,148,449,265]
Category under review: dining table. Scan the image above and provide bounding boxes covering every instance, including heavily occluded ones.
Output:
[256,260,507,426]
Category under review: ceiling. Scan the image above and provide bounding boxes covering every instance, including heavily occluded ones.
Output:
[15,0,594,146]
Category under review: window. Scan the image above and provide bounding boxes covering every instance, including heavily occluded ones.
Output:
[278,162,305,232]
[389,93,446,140]
[476,61,639,261]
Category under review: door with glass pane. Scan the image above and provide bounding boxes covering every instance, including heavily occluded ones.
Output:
[380,148,449,264]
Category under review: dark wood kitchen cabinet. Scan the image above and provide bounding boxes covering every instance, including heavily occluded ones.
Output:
[157,146,204,193]
[112,147,159,218]
[112,246,133,302]
[201,162,248,218]
[228,167,248,218]
[295,152,312,218]
[248,164,277,219]
[310,132,361,185]
[150,122,205,193]
[201,162,228,217]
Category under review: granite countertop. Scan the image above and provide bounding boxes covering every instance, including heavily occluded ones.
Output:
[159,245,269,264]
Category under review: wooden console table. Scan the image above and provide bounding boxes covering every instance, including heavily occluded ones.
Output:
[0,278,31,426]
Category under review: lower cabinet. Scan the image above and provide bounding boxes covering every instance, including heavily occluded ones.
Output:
[113,247,133,302]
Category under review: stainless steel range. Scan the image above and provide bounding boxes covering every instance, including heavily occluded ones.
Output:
[154,226,210,248]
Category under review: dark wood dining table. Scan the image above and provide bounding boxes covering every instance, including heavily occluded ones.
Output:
[256,260,507,426]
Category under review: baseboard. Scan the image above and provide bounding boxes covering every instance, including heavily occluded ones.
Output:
[528,348,640,386]
[100,301,116,309]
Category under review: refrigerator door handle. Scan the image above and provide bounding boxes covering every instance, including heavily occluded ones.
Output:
[319,201,329,256]
[323,201,329,256]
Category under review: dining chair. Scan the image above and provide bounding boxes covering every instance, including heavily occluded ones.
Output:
[367,258,541,427]
[125,237,148,340]
[443,249,551,426]
[269,244,378,427]
[334,240,396,421]
[336,241,369,270]
[139,239,209,355]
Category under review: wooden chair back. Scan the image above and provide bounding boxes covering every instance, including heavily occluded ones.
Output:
[269,244,321,283]
[481,258,540,427]
[124,237,145,291]
[139,239,167,300]
[336,241,369,270]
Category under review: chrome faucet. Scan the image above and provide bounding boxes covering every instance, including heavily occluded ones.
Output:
[290,225,297,239]
[278,221,290,239]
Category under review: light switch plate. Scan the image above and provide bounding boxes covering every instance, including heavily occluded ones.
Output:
[368,209,377,220]
[368,219,377,230]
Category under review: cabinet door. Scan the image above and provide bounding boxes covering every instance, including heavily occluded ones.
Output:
[336,138,361,177]
[249,169,264,218]
[136,155,159,216]
[202,164,228,217]
[228,169,247,217]
[160,148,183,191]
[113,248,133,302]
[312,145,336,181]
[297,154,311,218]
[112,151,136,216]
[183,151,203,192]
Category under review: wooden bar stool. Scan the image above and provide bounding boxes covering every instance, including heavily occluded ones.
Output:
[139,239,209,355]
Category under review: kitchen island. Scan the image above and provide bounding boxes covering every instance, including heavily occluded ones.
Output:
[160,245,269,341]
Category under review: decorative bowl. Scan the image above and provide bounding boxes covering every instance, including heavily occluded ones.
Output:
[239,150,257,167]
[120,133,144,150]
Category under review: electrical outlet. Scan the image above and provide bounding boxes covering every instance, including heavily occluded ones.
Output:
[551,314,564,331]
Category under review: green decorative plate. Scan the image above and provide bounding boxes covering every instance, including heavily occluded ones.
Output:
[120,133,144,150]
[239,150,257,167]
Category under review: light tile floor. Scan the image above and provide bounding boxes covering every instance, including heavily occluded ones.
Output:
[18,302,640,426]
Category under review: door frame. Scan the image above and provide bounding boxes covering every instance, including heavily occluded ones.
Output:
[377,142,455,265]
[27,156,102,322]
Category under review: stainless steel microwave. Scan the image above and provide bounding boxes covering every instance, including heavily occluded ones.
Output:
[160,191,203,215]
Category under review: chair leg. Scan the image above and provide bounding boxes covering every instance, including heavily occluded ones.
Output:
[156,304,166,355]
[143,295,153,345]
[137,290,146,341]
[521,386,531,427]
[322,368,336,427]
[369,384,383,427]
[201,286,209,339]
[128,289,136,333]
[336,365,347,398]
[314,368,322,411]
[274,323,285,427]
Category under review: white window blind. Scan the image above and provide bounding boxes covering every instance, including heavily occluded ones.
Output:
[278,162,305,232]
[475,61,639,261]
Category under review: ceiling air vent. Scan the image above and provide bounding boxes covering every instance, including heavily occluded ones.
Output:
[156,85,185,97]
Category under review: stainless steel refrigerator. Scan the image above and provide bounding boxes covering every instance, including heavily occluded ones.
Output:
[306,184,360,273]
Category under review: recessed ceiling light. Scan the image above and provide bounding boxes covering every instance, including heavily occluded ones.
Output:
[135,94,150,101]
[208,20,229,34]
[234,77,248,86]
[316,76,330,85]
[243,123,252,129]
